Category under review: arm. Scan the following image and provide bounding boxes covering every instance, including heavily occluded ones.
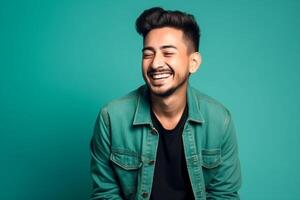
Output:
[206,111,242,200]
[90,108,124,200]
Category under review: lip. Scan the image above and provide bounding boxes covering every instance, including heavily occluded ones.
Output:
[148,69,173,76]
[148,71,173,85]
[150,72,172,80]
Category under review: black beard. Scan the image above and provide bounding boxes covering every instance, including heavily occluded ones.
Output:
[147,64,174,76]
[154,86,177,98]
[149,74,189,98]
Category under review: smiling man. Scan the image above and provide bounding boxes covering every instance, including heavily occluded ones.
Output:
[90,7,242,200]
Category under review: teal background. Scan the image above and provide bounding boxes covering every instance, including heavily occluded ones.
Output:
[1,0,299,199]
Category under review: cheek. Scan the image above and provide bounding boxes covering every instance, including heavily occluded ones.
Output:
[142,63,146,71]
[141,60,146,69]
[169,58,190,73]
[142,59,154,72]
[168,54,189,65]
[142,63,149,75]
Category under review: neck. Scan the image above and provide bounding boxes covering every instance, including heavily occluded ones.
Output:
[150,83,188,120]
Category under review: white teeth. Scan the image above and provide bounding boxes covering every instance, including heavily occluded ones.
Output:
[152,73,171,80]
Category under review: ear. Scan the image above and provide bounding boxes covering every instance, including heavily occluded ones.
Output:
[189,52,202,74]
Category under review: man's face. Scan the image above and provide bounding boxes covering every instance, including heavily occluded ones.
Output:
[142,27,196,97]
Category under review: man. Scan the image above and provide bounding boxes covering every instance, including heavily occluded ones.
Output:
[90,7,241,200]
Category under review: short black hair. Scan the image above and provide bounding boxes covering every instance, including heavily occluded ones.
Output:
[135,7,200,52]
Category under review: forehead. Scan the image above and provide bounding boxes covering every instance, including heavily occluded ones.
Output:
[144,27,186,49]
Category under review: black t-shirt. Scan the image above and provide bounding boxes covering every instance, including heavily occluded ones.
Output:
[150,105,195,200]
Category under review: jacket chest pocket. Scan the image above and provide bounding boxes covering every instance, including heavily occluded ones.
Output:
[110,149,142,197]
[201,149,222,186]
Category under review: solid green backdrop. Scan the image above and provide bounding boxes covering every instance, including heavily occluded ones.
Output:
[1,0,300,199]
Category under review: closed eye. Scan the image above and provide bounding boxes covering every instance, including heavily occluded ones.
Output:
[164,52,175,57]
[143,53,154,59]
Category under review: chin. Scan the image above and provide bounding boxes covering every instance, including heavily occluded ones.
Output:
[146,78,189,98]
[149,85,176,98]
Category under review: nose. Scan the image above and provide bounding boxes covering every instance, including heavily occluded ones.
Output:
[151,53,164,69]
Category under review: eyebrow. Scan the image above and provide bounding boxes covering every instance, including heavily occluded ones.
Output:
[142,45,177,52]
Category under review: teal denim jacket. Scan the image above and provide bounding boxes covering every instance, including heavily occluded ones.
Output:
[90,84,242,200]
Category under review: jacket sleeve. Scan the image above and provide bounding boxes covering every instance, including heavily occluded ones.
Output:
[89,108,124,200]
[206,110,242,200]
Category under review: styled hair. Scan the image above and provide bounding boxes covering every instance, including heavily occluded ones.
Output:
[135,7,200,52]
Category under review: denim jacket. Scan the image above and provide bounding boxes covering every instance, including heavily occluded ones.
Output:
[90,84,241,200]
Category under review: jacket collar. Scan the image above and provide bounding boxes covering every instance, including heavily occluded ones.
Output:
[133,84,205,126]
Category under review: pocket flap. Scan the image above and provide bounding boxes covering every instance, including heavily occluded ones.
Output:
[110,151,142,170]
[201,149,222,169]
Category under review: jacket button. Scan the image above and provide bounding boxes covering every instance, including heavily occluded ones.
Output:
[142,192,149,198]
[150,127,158,135]
[149,160,155,165]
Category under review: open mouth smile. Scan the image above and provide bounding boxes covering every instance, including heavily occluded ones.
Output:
[151,73,172,80]
[148,71,173,80]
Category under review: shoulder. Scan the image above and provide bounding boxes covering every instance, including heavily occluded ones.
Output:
[191,86,232,131]
[98,85,143,120]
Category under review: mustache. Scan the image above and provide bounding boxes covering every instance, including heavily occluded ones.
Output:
[147,66,174,75]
